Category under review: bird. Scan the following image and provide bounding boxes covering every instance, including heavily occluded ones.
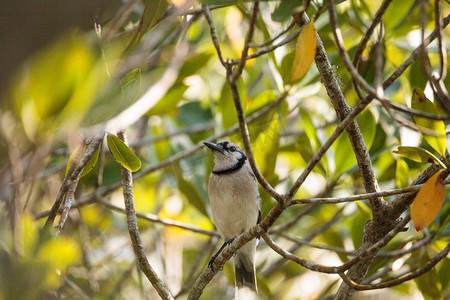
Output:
[204,141,260,299]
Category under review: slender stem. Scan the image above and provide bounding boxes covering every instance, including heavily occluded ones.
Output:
[202,5,226,67]
[117,131,174,300]
[339,241,450,290]
[96,196,219,237]
[44,137,102,230]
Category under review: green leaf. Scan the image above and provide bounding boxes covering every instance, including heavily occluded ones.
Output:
[395,159,410,188]
[106,134,141,172]
[438,257,450,290]
[439,200,450,228]
[414,252,442,299]
[271,0,302,22]
[299,108,328,176]
[393,146,445,168]
[321,229,348,262]
[253,116,280,177]
[334,109,376,174]
[174,165,208,217]
[148,84,188,116]
[411,88,447,157]
[219,78,247,130]
[350,205,371,249]
[137,0,168,42]
[409,57,427,91]
[177,51,213,84]
[383,0,415,34]
[65,144,100,177]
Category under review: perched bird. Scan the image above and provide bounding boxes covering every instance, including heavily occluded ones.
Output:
[204,141,260,299]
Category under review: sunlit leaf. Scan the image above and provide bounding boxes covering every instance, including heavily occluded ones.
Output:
[411,170,446,231]
[80,205,111,230]
[394,146,445,168]
[37,237,81,288]
[106,134,141,172]
[19,213,39,257]
[289,21,317,83]
[411,88,447,157]
[383,0,415,34]
[65,144,100,177]
[13,35,98,139]
[253,116,279,177]
[148,84,188,115]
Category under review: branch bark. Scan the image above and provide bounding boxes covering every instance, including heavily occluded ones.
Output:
[117,131,174,300]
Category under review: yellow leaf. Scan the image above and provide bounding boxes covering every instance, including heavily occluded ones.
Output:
[411,169,446,231]
[290,21,317,82]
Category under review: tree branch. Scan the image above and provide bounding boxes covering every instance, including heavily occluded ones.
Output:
[34,94,286,221]
[339,241,450,290]
[117,130,174,300]
[44,137,102,230]
[187,202,286,300]
[96,196,219,237]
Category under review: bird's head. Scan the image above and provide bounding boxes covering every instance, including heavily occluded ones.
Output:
[203,141,247,172]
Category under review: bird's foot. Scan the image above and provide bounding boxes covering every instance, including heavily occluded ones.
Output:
[208,237,235,272]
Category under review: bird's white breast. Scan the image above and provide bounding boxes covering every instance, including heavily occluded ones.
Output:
[208,163,260,241]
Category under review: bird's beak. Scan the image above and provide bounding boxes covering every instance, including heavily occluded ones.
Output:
[203,142,224,153]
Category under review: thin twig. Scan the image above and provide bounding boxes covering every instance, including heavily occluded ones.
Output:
[284,99,371,200]
[249,21,296,48]
[231,1,259,81]
[262,205,346,276]
[218,4,284,203]
[262,232,345,274]
[290,180,450,205]
[279,232,434,259]
[117,130,174,300]
[328,0,450,120]
[96,196,219,237]
[34,94,287,221]
[202,5,226,67]
[382,14,450,89]
[44,137,102,230]
[55,171,81,234]
[187,202,286,300]
[352,0,393,67]
[105,44,188,133]
[270,180,339,234]
[339,241,450,290]
[435,0,447,80]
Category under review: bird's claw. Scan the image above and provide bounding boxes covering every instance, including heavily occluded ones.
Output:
[208,237,235,272]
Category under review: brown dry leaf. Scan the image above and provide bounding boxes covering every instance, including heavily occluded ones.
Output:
[411,169,446,231]
[290,21,317,82]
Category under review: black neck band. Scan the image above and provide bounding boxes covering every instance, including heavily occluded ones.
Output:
[212,156,247,175]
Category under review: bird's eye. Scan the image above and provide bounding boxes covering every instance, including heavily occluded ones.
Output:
[230,146,236,152]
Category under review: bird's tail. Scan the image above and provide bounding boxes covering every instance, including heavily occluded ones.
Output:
[235,248,258,300]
